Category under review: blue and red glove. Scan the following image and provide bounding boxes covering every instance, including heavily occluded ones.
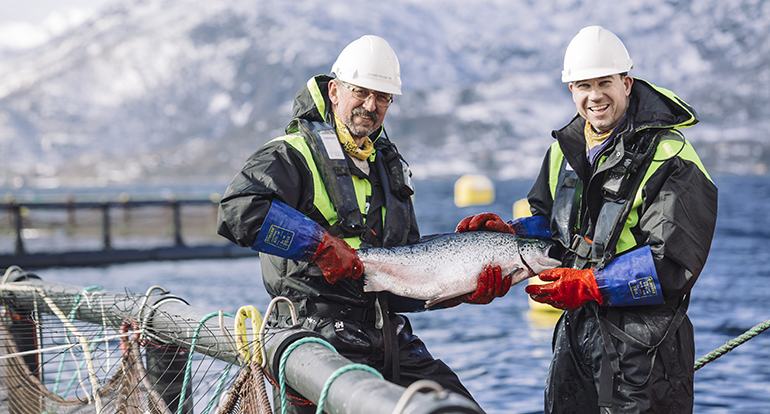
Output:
[252,200,364,284]
[445,265,512,307]
[312,233,364,284]
[455,213,515,234]
[525,268,603,311]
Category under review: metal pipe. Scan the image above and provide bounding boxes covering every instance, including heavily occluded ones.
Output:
[172,200,184,247]
[264,329,484,414]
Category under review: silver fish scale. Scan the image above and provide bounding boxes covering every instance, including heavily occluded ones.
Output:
[358,232,559,307]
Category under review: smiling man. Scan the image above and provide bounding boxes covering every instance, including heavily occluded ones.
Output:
[217,35,494,413]
[525,25,718,414]
[456,26,717,413]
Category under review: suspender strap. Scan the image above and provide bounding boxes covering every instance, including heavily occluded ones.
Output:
[376,292,400,383]
[569,234,593,269]
[594,295,690,408]
[552,166,581,248]
[373,142,412,248]
[594,130,664,269]
[298,119,365,238]
[597,307,617,407]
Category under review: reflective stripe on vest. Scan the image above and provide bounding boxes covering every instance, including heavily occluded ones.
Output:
[276,134,372,249]
[548,130,711,262]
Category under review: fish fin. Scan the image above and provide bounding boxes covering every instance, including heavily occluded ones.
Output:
[362,275,386,293]
[424,294,460,309]
[507,267,535,286]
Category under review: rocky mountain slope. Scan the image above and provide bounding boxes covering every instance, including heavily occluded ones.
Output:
[1,0,768,188]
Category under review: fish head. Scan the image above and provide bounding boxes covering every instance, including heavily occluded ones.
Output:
[520,240,562,274]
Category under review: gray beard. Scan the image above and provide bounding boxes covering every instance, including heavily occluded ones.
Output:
[344,107,379,138]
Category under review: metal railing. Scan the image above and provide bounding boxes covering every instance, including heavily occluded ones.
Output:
[1,198,220,255]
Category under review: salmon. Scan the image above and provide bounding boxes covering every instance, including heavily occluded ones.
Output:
[359,231,561,308]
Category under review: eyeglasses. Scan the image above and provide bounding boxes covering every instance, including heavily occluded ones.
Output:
[338,81,393,108]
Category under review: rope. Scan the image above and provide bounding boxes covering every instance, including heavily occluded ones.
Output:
[315,364,383,414]
[34,286,104,413]
[220,310,242,365]
[278,337,336,414]
[694,318,770,371]
[53,286,101,396]
[0,330,142,360]
[201,360,236,414]
[229,306,273,414]
[61,286,104,398]
[253,363,274,414]
[177,311,235,414]
[234,305,264,365]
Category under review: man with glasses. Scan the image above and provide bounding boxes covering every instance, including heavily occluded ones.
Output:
[218,35,499,413]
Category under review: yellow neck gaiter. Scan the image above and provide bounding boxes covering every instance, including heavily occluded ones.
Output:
[584,121,613,151]
[334,113,374,161]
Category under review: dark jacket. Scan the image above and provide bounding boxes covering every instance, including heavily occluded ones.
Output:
[528,78,717,304]
[217,75,421,318]
[528,79,717,413]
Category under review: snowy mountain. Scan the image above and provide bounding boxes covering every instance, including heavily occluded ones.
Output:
[1,0,768,189]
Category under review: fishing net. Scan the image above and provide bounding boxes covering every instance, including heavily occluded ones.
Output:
[0,321,170,414]
[0,279,263,414]
[217,361,273,414]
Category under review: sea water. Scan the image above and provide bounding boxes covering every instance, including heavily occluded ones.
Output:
[36,175,770,414]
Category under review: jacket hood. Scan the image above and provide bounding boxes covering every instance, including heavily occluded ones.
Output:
[551,78,699,182]
[285,75,333,135]
[626,78,698,131]
[553,78,698,146]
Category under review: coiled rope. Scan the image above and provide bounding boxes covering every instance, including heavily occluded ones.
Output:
[694,318,770,371]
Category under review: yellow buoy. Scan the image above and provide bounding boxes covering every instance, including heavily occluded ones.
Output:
[512,198,531,220]
[527,275,563,315]
[526,307,563,329]
[454,174,495,207]
[513,197,563,316]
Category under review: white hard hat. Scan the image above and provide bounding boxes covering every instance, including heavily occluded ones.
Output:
[331,35,402,95]
[561,26,633,83]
